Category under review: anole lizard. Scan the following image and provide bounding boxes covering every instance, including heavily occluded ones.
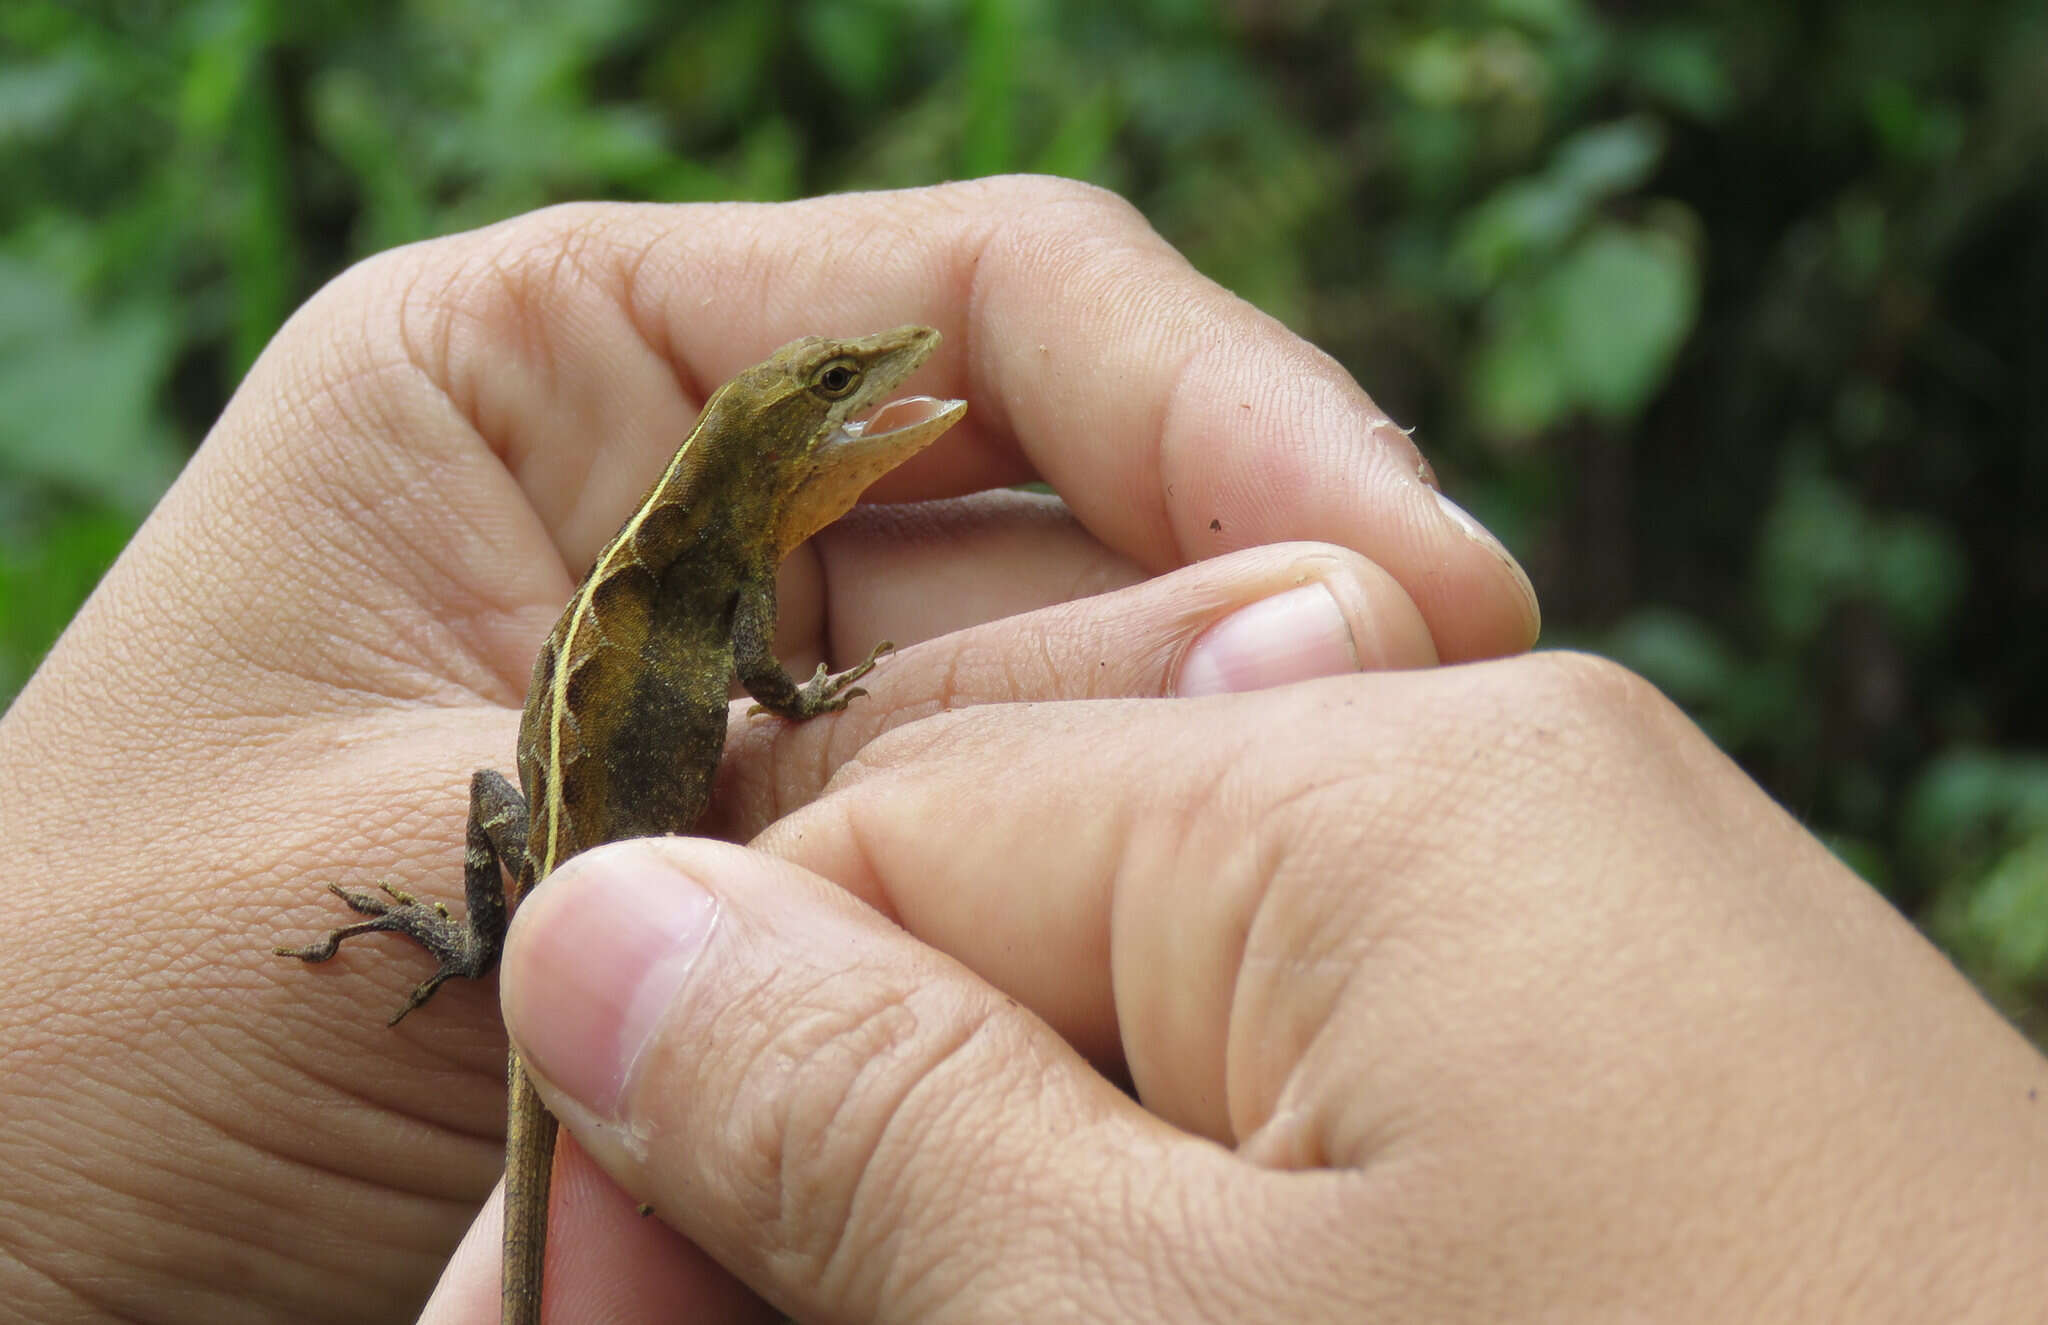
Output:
[276,326,965,1324]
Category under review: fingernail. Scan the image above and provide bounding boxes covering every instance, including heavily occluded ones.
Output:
[1177,583,1360,697]
[501,844,719,1119]
[1433,488,1542,637]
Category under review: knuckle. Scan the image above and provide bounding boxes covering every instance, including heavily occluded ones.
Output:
[1510,648,1678,741]
[956,173,1149,229]
[316,205,639,386]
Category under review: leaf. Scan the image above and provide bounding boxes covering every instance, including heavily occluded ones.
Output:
[1902,751,2048,875]
[1470,220,1699,440]
[0,256,181,511]
[1549,116,1666,200]
[1755,468,1868,643]
[1936,831,2048,988]
[799,0,904,100]
[1453,116,1666,284]
[1031,84,1120,181]
[1547,221,1698,420]
[0,503,136,695]
[1600,606,1736,705]
[1867,515,1967,641]
[0,53,91,145]
[1470,285,1570,440]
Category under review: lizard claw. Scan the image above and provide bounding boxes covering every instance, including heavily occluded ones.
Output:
[747,641,895,719]
[275,882,495,1022]
[802,641,893,713]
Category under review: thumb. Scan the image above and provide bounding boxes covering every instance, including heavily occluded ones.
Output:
[499,837,1284,1322]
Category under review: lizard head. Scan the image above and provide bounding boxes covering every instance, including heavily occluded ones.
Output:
[709,324,967,557]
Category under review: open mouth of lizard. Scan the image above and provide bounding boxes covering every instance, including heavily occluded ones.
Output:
[841,394,964,439]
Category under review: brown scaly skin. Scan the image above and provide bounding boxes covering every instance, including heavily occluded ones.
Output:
[276,326,966,1324]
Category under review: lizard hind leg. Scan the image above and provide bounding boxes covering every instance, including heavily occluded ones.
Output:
[273,768,529,1025]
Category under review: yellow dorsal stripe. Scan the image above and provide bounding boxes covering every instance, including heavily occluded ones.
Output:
[539,426,703,877]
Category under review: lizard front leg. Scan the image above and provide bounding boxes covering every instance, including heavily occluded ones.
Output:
[276,768,527,1024]
[732,570,892,719]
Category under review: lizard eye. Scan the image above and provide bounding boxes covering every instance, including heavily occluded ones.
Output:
[812,359,861,400]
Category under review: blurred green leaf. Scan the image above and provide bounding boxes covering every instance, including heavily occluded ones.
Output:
[0,255,180,509]
[1931,831,2048,991]
[1600,606,1736,705]
[1756,469,1871,643]
[1867,517,1967,641]
[1471,220,1698,439]
[1453,116,1666,285]
[1757,468,1969,645]
[1625,27,1733,122]
[1547,222,1697,419]
[800,0,906,100]
[960,0,1021,176]
[0,503,136,695]
[1031,83,1118,180]
[1903,751,2048,877]
[1551,116,1666,200]
[0,55,91,144]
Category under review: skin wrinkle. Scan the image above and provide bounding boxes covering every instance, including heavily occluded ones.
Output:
[478,243,560,391]
[814,775,906,929]
[331,455,541,688]
[391,248,466,422]
[530,210,598,335]
[920,624,979,724]
[298,288,557,699]
[254,1067,502,1204]
[0,1247,84,1321]
[819,1005,1008,1314]
[125,1053,440,1234]
[615,226,708,414]
[1229,771,1390,1144]
[306,475,490,687]
[892,978,1130,1318]
[446,248,570,478]
[1109,1148,1227,1323]
[815,210,924,305]
[528,212,684,400]
[384,237,587,550]
[979,198,1206,522]
[950,208,994,446]
[947,184,1156,455]
[1119,716,1242,1122]
[1149,334,1226,570]
[966,1065,1139,1321]
[1231,692,1553,1145]
[12,1115,239,1302]
[726,977,931,1268]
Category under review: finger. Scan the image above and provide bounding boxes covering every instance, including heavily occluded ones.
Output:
[500,838,1305,1323]
[748,651,2048,1162]
[647,179,1538,661]
[778,489,1150,674]
[704,538,1436,840]
[419,1150,770,1325]
[294,180,1534,662]
[749,657,2048,1319]
[112,178,1530,746]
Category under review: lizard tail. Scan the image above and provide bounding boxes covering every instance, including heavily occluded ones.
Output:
[502,1052,557,1325]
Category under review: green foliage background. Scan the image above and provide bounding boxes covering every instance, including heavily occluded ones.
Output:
[5,0,2047,1031]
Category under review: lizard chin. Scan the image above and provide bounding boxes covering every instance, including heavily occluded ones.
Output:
[779,392,967,553]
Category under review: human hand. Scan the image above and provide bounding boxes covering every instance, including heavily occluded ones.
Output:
[0,178,1534,1320]
[435,647,2048,1322]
